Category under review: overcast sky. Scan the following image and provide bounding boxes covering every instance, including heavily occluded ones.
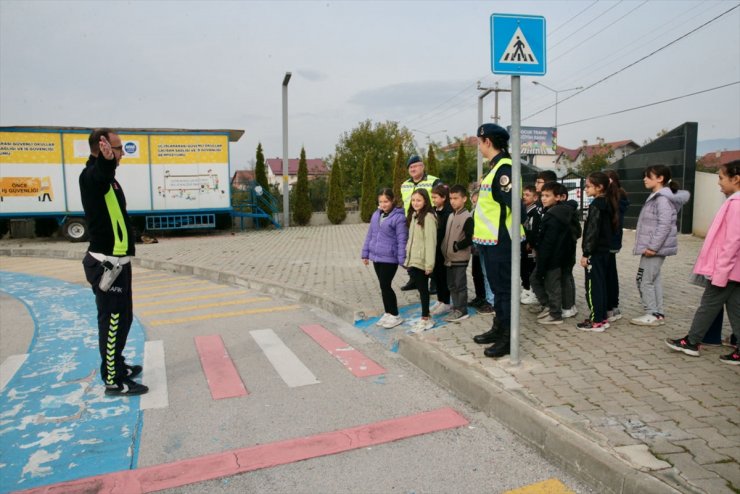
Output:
[1,0,738,169]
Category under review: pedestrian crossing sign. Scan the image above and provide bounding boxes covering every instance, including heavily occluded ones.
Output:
[491,13,546,76]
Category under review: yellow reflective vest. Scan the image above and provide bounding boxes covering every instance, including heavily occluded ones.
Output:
[473,157,524,245]
[401,175,439,213]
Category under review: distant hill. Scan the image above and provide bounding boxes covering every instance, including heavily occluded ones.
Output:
[697,138,740,155]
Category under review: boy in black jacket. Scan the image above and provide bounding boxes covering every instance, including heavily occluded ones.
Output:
[558,185,581,318]
[530,182,575,324]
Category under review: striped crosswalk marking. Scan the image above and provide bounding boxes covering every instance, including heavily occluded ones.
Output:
[504,479,574,494]
[135,280,213,293]
[250,329,319,388]
[194,334,248,400]
[0,354,28,392]
[139,340,168,410]
[148,305,301,327]
[133,285,226,299]
[301,324,385,378]
[134,275,181,285]
[138,297,270,316]
[135,290,249,308]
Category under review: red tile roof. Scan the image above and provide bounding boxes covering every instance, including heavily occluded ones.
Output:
[698,150,740,168]
[266,158,329,176]
[556,146,579,161]
[579,140,639,158]
[231,170,254,184]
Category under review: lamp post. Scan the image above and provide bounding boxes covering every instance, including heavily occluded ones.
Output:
[531,81,582,136]
[282,72,291,227]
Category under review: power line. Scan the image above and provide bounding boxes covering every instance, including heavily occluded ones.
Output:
[523,2,740,122]
[558,81,740,126]
[549,0,601,36]
[549,0,624,51]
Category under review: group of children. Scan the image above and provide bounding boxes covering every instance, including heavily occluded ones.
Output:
[361,161,740,365]
[362,185,473,333]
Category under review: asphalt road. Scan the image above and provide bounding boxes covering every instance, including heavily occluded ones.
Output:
[0,257,595,494]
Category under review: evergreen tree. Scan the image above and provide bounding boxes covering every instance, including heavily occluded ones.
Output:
[360,156,376,223]
[455,140,469,188]
[392,143,405,208]
[326,157,347,224]
[292,147,312,226]
[255,143,268,190]
[426,144,439,177]
[254,143,269,227]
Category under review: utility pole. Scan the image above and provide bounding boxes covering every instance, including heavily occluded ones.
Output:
[477,82,511,181]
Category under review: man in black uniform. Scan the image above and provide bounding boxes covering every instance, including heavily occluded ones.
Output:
[80,129,148,396]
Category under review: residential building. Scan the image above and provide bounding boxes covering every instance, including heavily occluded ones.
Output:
[231,170,255,191]
[697,149,740,170]
[266,158,330,189]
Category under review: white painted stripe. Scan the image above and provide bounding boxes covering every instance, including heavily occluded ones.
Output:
[250,329,320,388]
[139,341,169,410]
[0,354,28,391]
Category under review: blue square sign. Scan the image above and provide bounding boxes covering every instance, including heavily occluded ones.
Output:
[491,14,546,76]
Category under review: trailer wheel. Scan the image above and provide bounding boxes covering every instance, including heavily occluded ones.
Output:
[62,218,89,242]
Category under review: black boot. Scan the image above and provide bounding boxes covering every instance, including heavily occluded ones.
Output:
[400,279,415,291]
[484,340,510,358]
[473,318,501,344]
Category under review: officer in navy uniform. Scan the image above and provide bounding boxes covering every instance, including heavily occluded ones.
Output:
[471,123,524,358]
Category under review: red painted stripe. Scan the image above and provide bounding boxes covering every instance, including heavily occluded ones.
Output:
[300,324,386,377]
[194,334,248,400]
[18,407,468,494]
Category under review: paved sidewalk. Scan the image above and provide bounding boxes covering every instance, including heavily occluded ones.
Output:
[1,225,738,494]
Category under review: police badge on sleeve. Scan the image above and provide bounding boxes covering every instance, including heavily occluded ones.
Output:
[499,174,512,193]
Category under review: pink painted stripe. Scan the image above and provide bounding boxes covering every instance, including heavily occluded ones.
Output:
[300,324,386,377]
[18,407,468,494]
[194,334,248,400]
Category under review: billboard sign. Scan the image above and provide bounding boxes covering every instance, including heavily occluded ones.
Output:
[507,126,556,155]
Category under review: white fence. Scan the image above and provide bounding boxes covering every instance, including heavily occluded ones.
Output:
[692,171,726,238]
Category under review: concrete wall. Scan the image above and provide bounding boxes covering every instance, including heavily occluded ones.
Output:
[692,171,725,238]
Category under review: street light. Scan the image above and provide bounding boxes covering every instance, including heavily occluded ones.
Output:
[531,81,582,136]
[282,72,291,227]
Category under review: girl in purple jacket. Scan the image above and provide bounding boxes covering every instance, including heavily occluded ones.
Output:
[630,165,690,327]
[362,188,409,329]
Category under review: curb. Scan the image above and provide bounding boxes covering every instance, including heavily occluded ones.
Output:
[397,335,685,494]
[0,248,688,493]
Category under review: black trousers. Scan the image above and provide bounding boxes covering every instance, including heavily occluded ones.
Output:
[584,252,609,323]
[408,267,431,317]
[471,253,486,300]
[83,253,134,386]
[373,262,399,316]
[479,243,511,332]
[431,253,450,303]
[606,252,620,311]
[520,250,536,290]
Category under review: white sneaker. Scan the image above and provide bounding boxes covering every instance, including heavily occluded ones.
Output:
[607,308,622,322]
[410,318,434,334]
[520,290,539,305]
[562,306,578,319]
[430,302,451,315]
[630,313,660,327]
[429,301,441,313]
[537,307,550,319]
[376,313,391,326]
[381,314,404,329]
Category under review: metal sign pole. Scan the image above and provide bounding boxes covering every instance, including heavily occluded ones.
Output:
[510,75,521,365]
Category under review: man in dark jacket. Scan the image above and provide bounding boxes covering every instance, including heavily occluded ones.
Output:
[530,182,573,324]
[80,129,148,396]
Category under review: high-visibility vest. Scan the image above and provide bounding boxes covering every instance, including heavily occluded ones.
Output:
[473,158,524,245]
[401,175,439,213]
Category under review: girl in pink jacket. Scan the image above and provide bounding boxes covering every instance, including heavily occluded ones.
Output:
[665,160,740,365]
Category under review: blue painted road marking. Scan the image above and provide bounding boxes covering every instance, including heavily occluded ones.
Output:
[0,271,145,493]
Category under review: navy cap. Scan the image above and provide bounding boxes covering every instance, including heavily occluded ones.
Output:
[477,123,509,140]
[407,155,423,167]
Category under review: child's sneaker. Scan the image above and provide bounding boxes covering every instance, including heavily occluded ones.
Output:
[444,309,469,323]
[430,302,451,315]
[528,304,545,314]
[561,306,578,318]
[469,297,484,308]
[105,378,149,396]
[607,308,622,322]
[538,314,563,325]
[477,303,495,314]
[719,348,740,365]
[410,318,434,334]
[630,314,661,327]
[520,289,538,305]
[537,307,550,319]
[653,313,666,325]
[376,313,391,326]
[381,314,404,329]
[576,319,610,332]
[665,336,700,356]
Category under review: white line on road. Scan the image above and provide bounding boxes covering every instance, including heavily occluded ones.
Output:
[0,354,28,392]
[250,329,320,388]
[139,340,169,410]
